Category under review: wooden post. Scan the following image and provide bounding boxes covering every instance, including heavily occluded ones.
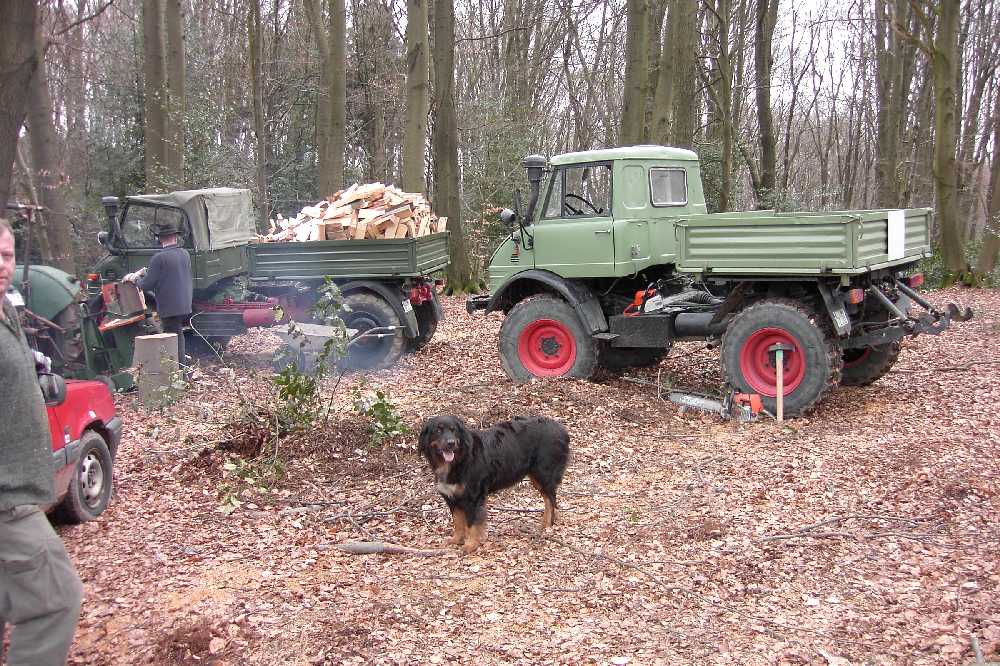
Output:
[133,332,179,407]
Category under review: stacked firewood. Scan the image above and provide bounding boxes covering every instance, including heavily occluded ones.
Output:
[258,183,447,242]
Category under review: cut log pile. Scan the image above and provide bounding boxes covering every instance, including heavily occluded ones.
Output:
[257,183,447,242]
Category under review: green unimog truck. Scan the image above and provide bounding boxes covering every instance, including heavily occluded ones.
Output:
[467,145,973,416]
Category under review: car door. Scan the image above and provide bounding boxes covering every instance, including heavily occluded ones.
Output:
[47,402,74,499]
[531,163,616,278]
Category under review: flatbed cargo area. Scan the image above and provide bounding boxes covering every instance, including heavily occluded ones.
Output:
[248,232,450,281]
[675,208,932,275]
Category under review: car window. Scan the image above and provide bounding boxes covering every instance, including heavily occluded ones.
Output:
[120,205,188,248]
[649,167,687,206]
[544,164,612,219]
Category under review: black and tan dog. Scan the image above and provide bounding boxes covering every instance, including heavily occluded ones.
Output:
[418,415,570,554]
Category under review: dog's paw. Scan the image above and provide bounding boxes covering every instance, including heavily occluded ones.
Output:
[446,535,465,546]
[461,542,481,555]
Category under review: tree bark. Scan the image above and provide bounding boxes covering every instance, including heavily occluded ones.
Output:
[305,0,346,195]
[972,79,1000,278]
[26,21,74,274]
[403,0,430,193]
[0,0,39,209]
[432,0,475,292]
[650,0,679,144]
[931,0,967,283]
[143,0,168,191]
[669,0,699,148]
[249,0,270,223]
[164,0,185,187]
[754,0,778,207]
[620,0,649,146]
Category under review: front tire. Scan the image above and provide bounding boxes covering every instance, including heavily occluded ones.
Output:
[499,295,598,383]
[58,431,114,523]
[722,299,841,417]
[341,292,406,370]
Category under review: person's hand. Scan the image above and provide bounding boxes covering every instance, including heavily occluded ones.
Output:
[122,267,147,283]
[32,350,52,373]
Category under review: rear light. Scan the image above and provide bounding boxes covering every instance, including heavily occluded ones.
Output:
[905,273,924,288]
[87,273,100,281]
[846,288,865,304]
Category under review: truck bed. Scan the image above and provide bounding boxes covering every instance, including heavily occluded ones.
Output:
[248,232,449,281]
[674,208,932,275]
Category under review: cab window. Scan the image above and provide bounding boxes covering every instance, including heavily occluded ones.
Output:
[649,167,687,206]
[120,205,188,248]
[543,164,612,219]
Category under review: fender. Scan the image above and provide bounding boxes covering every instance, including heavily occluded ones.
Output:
[487,269,608,334]
[339,280,419,338]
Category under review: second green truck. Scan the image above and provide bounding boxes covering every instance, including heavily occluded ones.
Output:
[468,145,973,416]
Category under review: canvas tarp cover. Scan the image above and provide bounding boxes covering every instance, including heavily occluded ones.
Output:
[126,188,255,251]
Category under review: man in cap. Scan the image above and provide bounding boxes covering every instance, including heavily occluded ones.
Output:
[1,218,85,665]
[124,220,193,364]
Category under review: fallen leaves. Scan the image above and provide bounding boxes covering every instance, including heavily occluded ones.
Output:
[58,287,1000,665]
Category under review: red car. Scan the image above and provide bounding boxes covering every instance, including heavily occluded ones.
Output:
[40,374,122,522]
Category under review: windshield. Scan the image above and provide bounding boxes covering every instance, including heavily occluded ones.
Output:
[119,204,189,248]
[543,164,612,218]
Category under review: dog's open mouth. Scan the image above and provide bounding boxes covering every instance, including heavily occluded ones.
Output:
[441,450,455,462]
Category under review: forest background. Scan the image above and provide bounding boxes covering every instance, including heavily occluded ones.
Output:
[0,0,998,291]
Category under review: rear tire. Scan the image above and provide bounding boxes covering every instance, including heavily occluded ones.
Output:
[57,431,113,523]
[407,301,439,351]
[499,295,598,383]
[341,292,405,370]
[722,299,841,417]
[840,342,901,386]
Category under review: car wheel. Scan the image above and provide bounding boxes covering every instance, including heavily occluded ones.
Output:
[407,301,439,352]
[499,295,598,383]
[840,342,901,386]
[722,298,841,417]
[58,431,114,523]
[341,292,406,370]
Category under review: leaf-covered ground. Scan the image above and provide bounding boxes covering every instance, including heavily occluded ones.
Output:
[61,288,999,665]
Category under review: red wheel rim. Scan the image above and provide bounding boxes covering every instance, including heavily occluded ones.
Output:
[738,327,805,397]
[518,319,577,376]
[843,347,871,368]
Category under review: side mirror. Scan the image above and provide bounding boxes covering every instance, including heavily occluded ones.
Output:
[97,231,110,247]
[499,208,517,229]
[38,373,67,407]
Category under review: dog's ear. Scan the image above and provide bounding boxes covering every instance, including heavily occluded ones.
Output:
[418,418,434,456]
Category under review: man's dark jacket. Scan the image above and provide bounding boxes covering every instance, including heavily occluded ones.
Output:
[0,298,54,511]
[139,245,193,318]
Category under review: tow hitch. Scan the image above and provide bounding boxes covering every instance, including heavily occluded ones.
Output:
[844,280,973,349]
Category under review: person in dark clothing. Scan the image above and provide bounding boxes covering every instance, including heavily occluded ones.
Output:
[124,221,193,364]
[1,219,85,665]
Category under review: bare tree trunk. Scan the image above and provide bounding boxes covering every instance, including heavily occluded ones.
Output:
[754,0,778,207]
[143,0,167,191]
[432,0,475,292]
[249,0,269,223]
[26,22,74,274]
[164,0,185,186]
[403,0,429,193]
[305,0,346,195]
[930,0,967,283]
[973,82,1000,278]
[651,0,679,144]
[620,0,649,145]
[0,0,37,211]
[669,0,699,148]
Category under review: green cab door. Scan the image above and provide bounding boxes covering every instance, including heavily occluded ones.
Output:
[531,163,616,278]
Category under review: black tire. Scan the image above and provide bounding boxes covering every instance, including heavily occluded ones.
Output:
[341,292,406,370]
[841,342,901,386]
[598,346,669,372]
[407,301,439,352]
[499,295,598,383]
[57,431,113,523]
[721,298,842,417]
